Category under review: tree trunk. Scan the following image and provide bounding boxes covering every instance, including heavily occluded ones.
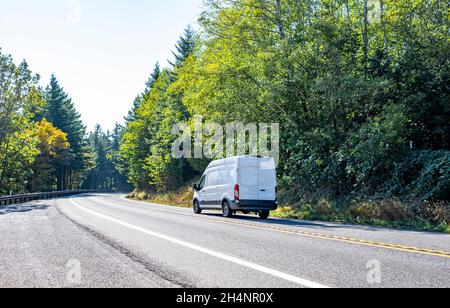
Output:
[362,0,369,79]
[275,0,286,40]
[306,0,312,26]
[379,0,390,60]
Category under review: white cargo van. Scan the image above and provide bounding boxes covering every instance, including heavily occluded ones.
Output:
[193,156,278,219]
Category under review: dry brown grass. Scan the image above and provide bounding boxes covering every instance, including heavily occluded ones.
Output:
[127,186,193,208]
[348,199,413,222]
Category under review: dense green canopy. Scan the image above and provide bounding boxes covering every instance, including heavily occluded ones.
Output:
[120,0,449,228]
[1,0,448,229]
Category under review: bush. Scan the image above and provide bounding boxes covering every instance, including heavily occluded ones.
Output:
[386,150,450,201]
[413,201,450,225]
[128,183,197,208]
[313,199,333,217]
[127,190,149,200]
[348,199,413,222]
[343,104,409,195]
[348,201,382,221]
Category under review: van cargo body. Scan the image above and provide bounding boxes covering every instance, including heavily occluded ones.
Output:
[193,156,278,219]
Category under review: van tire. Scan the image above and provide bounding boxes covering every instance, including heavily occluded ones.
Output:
[259,210,270,220]
[222,200,233,218]
[193,200,202,214]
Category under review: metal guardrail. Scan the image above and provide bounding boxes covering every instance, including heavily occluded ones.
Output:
[0,190,95,206]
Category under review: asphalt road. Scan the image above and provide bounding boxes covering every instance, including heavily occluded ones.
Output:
[0,193,449,288]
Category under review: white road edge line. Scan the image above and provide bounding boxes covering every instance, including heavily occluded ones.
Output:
[70,198,329,289]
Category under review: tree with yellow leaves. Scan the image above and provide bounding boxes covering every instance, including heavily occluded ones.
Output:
[29,119,71,192]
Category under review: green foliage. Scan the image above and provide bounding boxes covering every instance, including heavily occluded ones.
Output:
[0,49,93,194]
[119,0,448,229]
[116,0,450,230]
[273,198,449,233]
[1,0,446,232]
[121,28,197,193]
[169,25,197,68]
[386,150,450,201]
[29,119,71,192]
[343,104,409,194]
[44,75,90,190]
[84,124,131,191]
[0,49,44,194]
[175,0,449,204]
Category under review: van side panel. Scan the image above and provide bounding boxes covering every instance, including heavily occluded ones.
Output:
[199,160,237,209]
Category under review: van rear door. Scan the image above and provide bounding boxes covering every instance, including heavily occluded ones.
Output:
[258,158,276,201]
[238,159,259,201]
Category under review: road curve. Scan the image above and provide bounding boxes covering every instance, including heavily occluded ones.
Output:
[1,193,449,288]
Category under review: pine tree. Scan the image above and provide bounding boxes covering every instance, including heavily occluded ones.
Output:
[169,25,196,68]
[92,125,108,190]
[145,62,161,92]
[110,123,131,191]
[84,124,130,191]
[126,63,161,123]
[125,95,142,123]
[44,75,88,190]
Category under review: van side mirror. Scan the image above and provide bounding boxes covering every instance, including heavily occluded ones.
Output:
[193,184,198,191]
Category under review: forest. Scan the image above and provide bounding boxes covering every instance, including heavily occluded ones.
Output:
[1,0,449,230]
[0,60,130,194]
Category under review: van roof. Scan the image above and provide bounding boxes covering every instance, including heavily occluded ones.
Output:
[207,156,275,169]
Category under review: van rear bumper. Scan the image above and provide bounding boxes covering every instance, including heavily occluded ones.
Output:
[231,200,278,211]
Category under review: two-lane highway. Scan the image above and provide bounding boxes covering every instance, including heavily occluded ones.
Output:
[1,194,449,288]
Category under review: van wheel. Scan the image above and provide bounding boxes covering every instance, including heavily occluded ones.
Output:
[222,200,233,218]
[193,200,202,214]
[259,210,270,220]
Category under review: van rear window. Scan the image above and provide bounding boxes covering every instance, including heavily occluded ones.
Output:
[240,167,258,187]
[240,167,275,187]
[258,169,276,187]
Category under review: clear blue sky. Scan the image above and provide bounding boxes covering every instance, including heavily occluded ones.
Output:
[0,0,204,131]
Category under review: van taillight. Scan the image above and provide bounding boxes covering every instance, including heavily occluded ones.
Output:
[234,184,240,201]
[276,186,279,194]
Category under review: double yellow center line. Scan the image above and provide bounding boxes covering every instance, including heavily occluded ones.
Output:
[207,217,450,259]
[106,196,450,259]
[148,207,450,259]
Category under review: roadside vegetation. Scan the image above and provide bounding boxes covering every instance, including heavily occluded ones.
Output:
[0,51,131,194]
[122,0,449,232]
[128,186,449,233]
[272,198,450,233]
[128,185,194,209]
[1,0,449,232]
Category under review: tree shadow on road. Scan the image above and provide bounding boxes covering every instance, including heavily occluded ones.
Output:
[0,204,49,216]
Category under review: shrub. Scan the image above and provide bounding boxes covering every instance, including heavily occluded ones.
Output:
[386,150,450,201]
[377,199,413,222]
[348,201,382,221]
[348,199,413,222]
[127,190,149,200]
[413,201,450,225]
[313,199,333,217]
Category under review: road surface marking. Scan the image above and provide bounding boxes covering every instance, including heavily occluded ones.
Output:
[90,195,450,259]
[70,198,329,289]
